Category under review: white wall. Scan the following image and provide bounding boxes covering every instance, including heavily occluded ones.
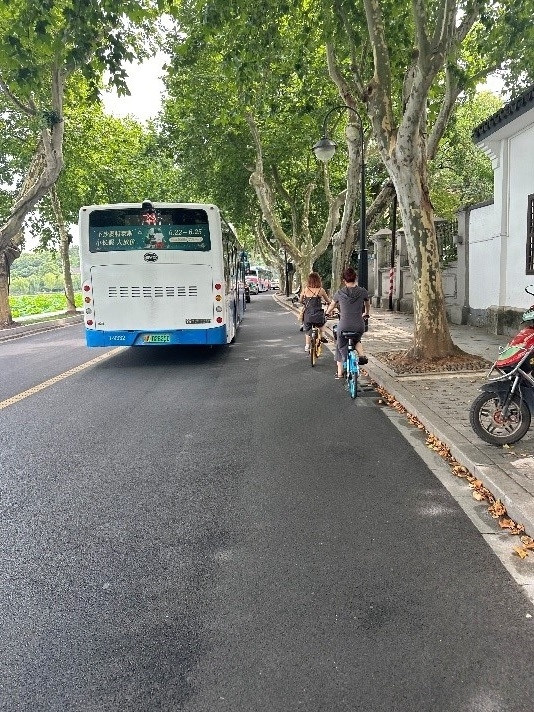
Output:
[507,124,534,307]
[470,108,534,311]
[468,203,501,309]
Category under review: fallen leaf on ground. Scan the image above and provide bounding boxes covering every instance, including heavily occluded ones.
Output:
[373,381,533,558]
[520,536,534,550]
[499,518,525,534]
[488,500,507,518]
[469,479,484,490]
[514,547,529,559]
[500,518,516,529]
[372,351,491,375]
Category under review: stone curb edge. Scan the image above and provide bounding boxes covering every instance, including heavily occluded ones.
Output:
[0,314,83,342]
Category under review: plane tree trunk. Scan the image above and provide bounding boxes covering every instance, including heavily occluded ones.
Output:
[325,0,480,359]
[49,186,76,313]
[0,65,65,327]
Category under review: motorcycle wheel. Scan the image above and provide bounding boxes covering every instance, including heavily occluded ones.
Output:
[469,391,531,445]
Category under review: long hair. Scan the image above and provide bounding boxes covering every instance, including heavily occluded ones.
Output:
[307,272,322,289]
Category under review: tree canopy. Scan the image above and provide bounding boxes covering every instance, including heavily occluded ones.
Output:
[0,0,177,325]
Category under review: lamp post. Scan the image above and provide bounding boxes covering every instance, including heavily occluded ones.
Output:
[389,193,398,311]
[312,105,367,289]
[284,247,290,297]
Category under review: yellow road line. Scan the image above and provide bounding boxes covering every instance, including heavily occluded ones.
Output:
[0,348,123,411]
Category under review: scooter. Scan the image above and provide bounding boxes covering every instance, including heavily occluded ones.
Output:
[469,286,534,445]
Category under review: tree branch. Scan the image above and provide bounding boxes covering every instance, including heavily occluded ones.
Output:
[412,0,431,64]
[271,164,299,241]
[0,65,66,252]
[0,74,38,116]
[246,113,302,258]
[427,64,461,159]
[361,0,395,146]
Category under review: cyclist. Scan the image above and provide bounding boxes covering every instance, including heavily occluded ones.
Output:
[300,272,331,353]
[325,266,370,379]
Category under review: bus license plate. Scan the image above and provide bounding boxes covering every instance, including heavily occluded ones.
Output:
[143,334,171,343]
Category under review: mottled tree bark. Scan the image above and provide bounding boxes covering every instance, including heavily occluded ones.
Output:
[49,186,76,313]
[0,244,21,327]
[325,0,481,358]
[0,64,65,326]
[393,160,458,357]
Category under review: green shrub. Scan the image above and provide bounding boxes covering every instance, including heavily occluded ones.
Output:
[9,293,82,318]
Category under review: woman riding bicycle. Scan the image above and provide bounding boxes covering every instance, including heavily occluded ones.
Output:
[325,266,370,379]
[300,272,331,353]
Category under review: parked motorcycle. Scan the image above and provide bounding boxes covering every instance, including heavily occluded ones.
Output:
[469,286,534,445]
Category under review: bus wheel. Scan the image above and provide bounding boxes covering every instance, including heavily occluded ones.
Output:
[230,315,237,343]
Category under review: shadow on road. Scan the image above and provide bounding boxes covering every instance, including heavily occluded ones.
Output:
[94,344,232,370]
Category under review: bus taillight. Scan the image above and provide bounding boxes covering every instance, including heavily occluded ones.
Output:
[83,284,91,292]
[214,283,222,290]
[216,317,223,324]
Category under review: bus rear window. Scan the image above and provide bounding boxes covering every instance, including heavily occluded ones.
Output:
[88,207,211,252]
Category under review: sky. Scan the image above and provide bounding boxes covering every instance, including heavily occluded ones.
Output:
[23,55,167,251]
[101,52,167,122]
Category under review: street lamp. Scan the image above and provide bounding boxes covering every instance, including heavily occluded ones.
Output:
[312,105,367,289]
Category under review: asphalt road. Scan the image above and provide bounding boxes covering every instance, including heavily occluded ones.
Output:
[1,294,534,711]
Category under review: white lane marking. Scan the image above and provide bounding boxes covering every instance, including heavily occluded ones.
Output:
[0,348,123,411]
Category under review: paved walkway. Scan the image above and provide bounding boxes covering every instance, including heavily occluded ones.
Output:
[0,312,82,342]
[277,295,534,538]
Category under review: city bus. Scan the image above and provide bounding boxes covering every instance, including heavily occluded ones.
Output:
[79,201,247,347]
[248,264,272,292]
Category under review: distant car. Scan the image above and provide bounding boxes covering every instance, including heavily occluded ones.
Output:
[271,278,280,290]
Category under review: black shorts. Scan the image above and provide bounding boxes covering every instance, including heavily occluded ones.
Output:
[303,319,324,335]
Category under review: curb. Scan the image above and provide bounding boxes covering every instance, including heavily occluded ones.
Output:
[0,314,83,342]
[364,357,534,535]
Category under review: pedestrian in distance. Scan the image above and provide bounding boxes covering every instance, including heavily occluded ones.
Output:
[300,272,331,353]
[325,266,370,379]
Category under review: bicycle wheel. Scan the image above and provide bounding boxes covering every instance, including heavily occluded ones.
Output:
[310,332,317,367]
[347,351,358,398]
[343,356,351,392]
[316,331,323,358]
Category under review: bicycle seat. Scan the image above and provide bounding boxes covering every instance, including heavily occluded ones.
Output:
[341,330,359,338]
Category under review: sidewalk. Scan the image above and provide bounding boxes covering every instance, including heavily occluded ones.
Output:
[0,311,83,342]
[277,294,534,537]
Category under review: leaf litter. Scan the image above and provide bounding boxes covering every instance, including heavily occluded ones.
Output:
[372,382,533,559]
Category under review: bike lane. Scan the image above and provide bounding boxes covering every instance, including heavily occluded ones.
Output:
[179,295,534,712]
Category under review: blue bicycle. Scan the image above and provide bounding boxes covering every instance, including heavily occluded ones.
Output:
[341,331,360,398]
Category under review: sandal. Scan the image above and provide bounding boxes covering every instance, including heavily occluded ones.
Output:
[334,373,343,379]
